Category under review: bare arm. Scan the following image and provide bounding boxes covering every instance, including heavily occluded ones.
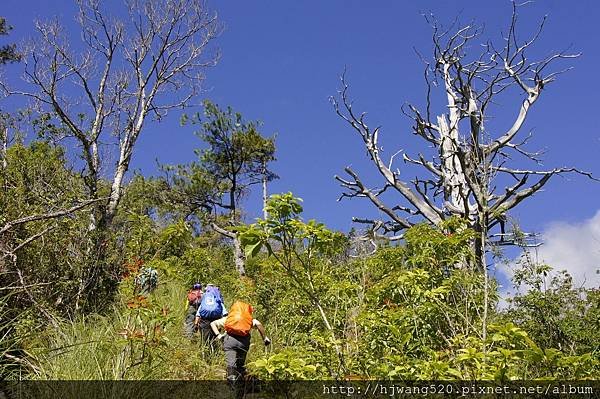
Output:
[253,319,270,344]
[194,304,202,326]
[211,317,226,336]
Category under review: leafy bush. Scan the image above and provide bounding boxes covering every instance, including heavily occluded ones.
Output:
[248,349,322,380]
[8,189,599,381]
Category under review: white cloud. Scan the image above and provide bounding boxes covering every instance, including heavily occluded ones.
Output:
[534,210,600,289]
[499,210,600,291]
[496,211,600,308]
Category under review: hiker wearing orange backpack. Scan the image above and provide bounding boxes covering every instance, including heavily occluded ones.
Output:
[210,301,271,393]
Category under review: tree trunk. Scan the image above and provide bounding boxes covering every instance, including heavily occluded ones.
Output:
[232,234,246,276]
[482,237,489,351]
[211,222,246,276]
[262,174,268,220]
[438,114,470,215]
[105,121,142,226]
[0,123,7,171]
[262,160,268,219]
[105,160,128,225]
[477,212,489,351]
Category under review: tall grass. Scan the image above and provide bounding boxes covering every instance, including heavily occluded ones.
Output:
[1,286,45,379]
[28,278,226,380]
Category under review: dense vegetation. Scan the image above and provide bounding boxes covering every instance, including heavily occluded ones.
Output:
[1,1,599,386]
[1,141,599,380]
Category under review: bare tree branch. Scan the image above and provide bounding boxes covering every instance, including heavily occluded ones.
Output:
[0,198,105,236]
[6,0,221,230]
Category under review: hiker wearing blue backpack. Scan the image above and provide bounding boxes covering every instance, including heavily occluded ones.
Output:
[194,284,228,343]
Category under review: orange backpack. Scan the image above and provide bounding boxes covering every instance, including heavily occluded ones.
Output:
[224,301,253,336]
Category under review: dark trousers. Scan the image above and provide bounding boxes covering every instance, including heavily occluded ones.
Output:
[183,305,198,338]
[224,334,251,397]
[199,319,217,344]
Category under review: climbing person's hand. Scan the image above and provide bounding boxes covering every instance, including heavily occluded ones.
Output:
[263,337,271,346]
[216,333,225,341]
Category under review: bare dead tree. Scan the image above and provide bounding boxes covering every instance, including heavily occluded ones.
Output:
[2,0,220,229]
[332,2,596,272]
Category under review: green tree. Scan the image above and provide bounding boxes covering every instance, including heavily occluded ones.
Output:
[502,258,600,355]
[0,17,20,65]
[0,141,104,312]
[0,141,107,378]
[239,193,348,375]
[164,100,276,275]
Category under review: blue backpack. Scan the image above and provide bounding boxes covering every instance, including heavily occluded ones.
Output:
[198,286,224,319]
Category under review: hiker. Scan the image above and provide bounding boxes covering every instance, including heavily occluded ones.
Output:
[210,301,270,396]
[194,284,228,344]
[135,267,158,294]
[184,283,203,338]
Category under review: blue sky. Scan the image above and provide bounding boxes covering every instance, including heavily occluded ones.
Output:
[2,1,600,285]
